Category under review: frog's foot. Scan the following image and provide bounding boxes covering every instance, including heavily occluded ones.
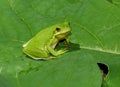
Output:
[56,48,68,55]
[60,38,70,48]
[65,39,70,47]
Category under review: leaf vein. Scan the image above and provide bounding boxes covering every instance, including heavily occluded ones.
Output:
[7,0,33,36]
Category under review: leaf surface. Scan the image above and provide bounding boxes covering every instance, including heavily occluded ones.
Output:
[0,0,120,87]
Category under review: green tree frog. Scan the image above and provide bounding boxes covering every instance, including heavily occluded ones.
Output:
[23,22,71,60]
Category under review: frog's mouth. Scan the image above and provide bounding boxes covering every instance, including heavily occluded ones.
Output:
[55,30,70,40]
[52,30,70,49]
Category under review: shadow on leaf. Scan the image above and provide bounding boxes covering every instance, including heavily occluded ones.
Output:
[68,42,80,52]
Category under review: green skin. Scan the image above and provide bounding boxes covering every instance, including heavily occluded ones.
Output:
[23,22,71,60]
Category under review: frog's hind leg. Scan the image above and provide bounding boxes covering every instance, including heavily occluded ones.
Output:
[24,53,55,60]
[23,47,51,59]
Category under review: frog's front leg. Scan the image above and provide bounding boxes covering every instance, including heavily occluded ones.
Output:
[62,38,70,48]
[47,38,68,56]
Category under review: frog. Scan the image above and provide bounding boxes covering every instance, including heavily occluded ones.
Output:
[23,22,71,60]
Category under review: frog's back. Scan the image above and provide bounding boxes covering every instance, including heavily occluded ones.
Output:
[34,27,55,46]
[23,27,55,58]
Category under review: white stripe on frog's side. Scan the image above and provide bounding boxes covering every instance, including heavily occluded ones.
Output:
[32,57,56,60]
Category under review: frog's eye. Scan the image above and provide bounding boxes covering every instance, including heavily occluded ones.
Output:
[56,27,61,32]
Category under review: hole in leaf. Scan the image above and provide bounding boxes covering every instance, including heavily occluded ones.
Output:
[97,63,109,78]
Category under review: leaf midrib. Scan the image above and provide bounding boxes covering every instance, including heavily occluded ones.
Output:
[81,46,120,55]
[3,39,120,56]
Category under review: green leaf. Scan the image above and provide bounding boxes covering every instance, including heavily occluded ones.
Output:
[0,0,120,87]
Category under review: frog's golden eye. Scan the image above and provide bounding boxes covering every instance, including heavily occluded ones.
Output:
[56,27,61,32]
